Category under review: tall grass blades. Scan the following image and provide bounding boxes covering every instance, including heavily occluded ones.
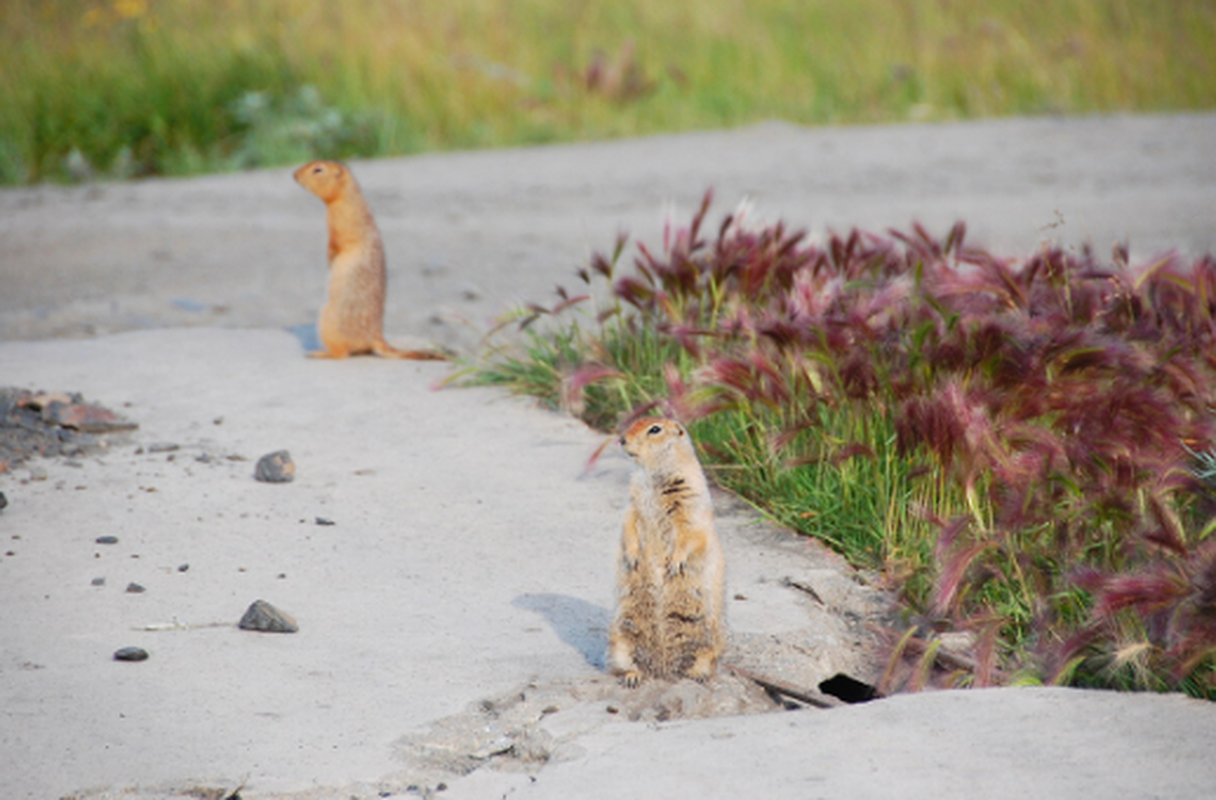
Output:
[3,0,1215,183]
[468,194,1216,695]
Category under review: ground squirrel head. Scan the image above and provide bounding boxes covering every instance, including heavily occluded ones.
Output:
[620,417,696,473]
[294,159,350,203]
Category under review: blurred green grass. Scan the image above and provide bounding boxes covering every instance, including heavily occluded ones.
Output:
[2,0,1214,184]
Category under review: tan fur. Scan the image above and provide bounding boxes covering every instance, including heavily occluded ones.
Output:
[294,160,445,360]
[608,417,726,687]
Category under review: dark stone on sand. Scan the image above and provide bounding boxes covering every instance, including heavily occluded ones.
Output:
[95,535,118,545]
[178,563,189,572]
[254,450,295,483]
[42,401,138,433]
[92,577,105,586]
[114,647,149,662]
[315,517,335,526]
[126,582,145,593]
[238,599,298,633]
[0,491,6,510]
[147,442,179,453]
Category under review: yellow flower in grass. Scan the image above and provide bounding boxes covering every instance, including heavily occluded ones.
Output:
[112,0,148,19]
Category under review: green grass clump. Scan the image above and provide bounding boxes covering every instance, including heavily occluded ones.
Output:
[463,193,1216,697]
[2,0,1215,183]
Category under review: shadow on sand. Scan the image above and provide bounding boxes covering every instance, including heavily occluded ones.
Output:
[513,593,612,670]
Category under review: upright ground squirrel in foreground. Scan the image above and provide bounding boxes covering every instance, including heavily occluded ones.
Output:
[294,160,444,360]
[608,417,726,686]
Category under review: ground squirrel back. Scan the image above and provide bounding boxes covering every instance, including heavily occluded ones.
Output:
[608,417,726,686]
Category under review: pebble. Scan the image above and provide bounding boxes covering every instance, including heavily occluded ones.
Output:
[95,535,119,545]
[113,647,149,662]
[315,517,335,526]
[43,401,138,433]
[254,450,295,483]
[177,563,189,572]
[0,491,7,510]
[238,599,299,633]
[92,577,105,586]
[28,466,48,482]
[126,582,146,593]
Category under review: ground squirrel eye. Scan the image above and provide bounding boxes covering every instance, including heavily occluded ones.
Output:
[647,424,662,435]
[312,165,323,174]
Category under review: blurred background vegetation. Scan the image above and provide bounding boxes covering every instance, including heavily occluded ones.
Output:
[1,0,1214,184]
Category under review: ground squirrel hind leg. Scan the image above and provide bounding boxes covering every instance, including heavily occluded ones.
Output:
[685,646,721,683]
[608,627,643,688]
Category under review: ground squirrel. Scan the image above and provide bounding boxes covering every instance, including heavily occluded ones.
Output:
[294,160,444,360]
[608,417,726,686]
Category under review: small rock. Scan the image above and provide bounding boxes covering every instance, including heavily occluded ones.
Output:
[126,582,145,593]
[195,453,212,464]
[92,577,105,586]
[177,563,189,572]
[147,442,179,453]
[95,536,119,545]
[315,517,335,526]
[254,451,295,483]
[28,467,48,482]
[113,647,149,662]
[238,599,298,633]
[28,391,73,409]
[0,491,7,510]
[43,401,137,433]
[938,631,978,654]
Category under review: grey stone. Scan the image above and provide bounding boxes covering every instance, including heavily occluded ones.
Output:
[113,647,148,662]
[238,599,299,633]
[254,450,295,483]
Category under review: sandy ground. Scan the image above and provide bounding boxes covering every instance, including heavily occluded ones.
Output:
[2,114,1216,799]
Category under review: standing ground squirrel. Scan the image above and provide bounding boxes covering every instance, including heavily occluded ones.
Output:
[608,417,726,687]
[294,160,445,360]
